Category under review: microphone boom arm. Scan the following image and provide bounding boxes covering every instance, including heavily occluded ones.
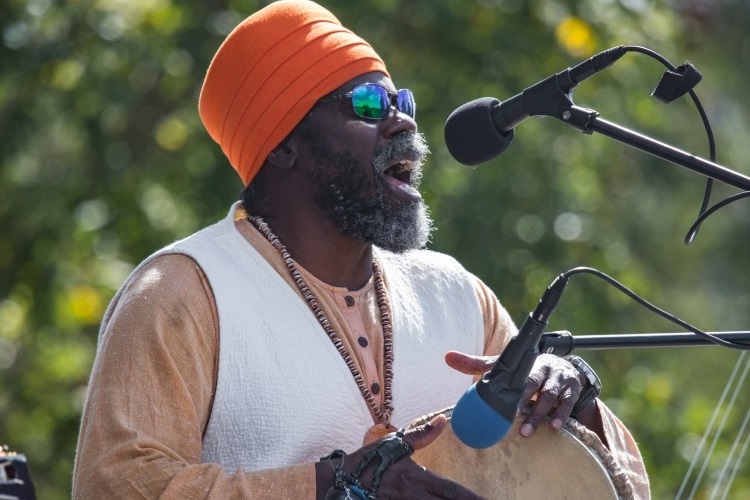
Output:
[500,69,750,191]
[540,330,750,356]
[564,106,750,191]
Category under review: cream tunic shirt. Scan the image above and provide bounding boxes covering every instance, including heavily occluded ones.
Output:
[72,209,650,499]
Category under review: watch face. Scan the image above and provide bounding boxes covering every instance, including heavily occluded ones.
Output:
[569,356,602,392]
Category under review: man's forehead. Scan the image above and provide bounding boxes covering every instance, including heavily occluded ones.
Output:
[336,71,394,93]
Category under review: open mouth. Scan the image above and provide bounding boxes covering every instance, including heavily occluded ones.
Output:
[383,160,414,185]
[381,158,421,202]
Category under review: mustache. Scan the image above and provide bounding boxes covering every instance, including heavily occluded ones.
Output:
[373,132,430,176]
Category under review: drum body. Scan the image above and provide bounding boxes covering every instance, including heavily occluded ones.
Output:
[411,412,633,500]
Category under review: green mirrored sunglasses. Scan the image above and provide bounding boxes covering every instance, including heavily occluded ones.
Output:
[319,83,416,120]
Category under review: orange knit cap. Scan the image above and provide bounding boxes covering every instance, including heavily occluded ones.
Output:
[199,0,389,185]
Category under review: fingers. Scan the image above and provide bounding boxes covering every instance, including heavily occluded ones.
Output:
[424,473,486,500]
[403,414,447,451]
[518,354,583,437]
[444,351,496,376]
[375,459,485,500]
[519,372,542,413]
[549,384,579,428]
[519,381,559,437]
[350,424,486,500]
[395,417,485,498]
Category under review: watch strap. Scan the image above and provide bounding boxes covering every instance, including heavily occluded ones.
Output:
[565,354,602,417]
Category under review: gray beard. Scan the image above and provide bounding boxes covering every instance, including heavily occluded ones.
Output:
[307,132,433,253]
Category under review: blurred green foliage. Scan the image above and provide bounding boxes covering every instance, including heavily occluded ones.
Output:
[2,0,750,498]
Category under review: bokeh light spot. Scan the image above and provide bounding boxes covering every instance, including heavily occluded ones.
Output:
[555,16,596,57]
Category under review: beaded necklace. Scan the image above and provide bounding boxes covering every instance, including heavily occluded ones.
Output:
[249,215,394,426]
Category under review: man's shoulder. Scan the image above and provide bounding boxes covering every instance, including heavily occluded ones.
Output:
[166,215,233,252]
[143,206,243,269]
[121,253,204,301]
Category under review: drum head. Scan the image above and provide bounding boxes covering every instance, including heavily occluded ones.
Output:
[412,417,625,499]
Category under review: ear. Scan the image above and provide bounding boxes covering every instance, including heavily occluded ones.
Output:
[266,139,296,170]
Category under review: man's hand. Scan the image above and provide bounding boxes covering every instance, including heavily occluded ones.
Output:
[445,351,598,438]
[315,415,485,499]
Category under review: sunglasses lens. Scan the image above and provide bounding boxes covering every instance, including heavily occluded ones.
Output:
[352,84,389,119]
[348,84,416,119]
[397,89,415,118]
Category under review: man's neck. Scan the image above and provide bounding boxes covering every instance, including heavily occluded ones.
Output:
[261,213,375,290]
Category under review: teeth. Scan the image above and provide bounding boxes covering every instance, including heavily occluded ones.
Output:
[388,161,412,174]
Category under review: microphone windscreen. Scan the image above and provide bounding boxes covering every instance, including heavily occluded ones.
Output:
[451,383,512,449]
[444,97,514,166]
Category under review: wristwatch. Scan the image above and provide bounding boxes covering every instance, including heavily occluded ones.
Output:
[565,354,602,417]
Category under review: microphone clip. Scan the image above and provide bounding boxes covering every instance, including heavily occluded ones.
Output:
[652,62,703,104]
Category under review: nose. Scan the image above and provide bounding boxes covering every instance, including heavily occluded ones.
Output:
[381,106,417,139]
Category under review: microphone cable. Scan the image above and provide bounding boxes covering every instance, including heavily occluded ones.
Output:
[611,45,749,245]
[450,263,749,449]
[560,266,750,350]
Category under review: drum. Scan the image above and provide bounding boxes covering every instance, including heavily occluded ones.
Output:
[409,408,633,500]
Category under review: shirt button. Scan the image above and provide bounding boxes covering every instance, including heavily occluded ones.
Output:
[344,296,355,307]
[371,382,381,395]
[358,336,369,347]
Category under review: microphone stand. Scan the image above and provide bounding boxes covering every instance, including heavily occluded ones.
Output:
[540,330,750,356]
[516,71,750,190]
[567,108,750,190]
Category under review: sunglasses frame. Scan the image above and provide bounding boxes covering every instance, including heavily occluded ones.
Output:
[318,83,415,120]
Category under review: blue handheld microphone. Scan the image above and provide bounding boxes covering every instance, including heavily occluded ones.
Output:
[451,274,569,448]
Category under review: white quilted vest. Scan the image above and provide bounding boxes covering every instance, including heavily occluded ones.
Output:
[149,203,484,472]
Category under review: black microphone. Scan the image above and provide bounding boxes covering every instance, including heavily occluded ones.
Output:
[450,274,569,448]
[445,46,627,165]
